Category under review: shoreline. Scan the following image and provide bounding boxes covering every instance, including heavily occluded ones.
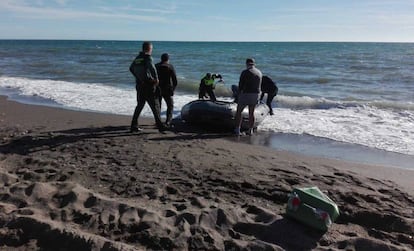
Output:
[3,92,414,170]
[0,90,414,169]
[232,132,414,170]
[1,95,413,250]
[1,94,413,191]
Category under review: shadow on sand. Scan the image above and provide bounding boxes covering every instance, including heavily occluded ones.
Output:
[233,217,324,250]
[0,119,235,155]
[0,125,137,155]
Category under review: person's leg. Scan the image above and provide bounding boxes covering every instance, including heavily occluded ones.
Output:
[131,84,145,131]
[199,84,206,99]
[147,94,165,131]
[165,94,174,125]
[131,90,146,131]
[267,93,275,115]
[247,104,256,135]
[207,87,216,101]
[234,104,246,135]
[210,90,216,101]
[158,90,166,121]
[159,95,163,111]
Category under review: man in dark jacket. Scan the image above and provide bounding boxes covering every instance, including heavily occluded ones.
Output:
[155,53,178,127]
[129,41,166,133]
[260,75,278,115]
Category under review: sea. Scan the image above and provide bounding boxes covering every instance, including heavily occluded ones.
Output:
[1,40,413,169]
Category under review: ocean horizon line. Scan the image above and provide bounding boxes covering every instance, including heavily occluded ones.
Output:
[0,38,413,44]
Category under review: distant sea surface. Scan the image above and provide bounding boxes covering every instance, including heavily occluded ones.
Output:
[1,40,413,159]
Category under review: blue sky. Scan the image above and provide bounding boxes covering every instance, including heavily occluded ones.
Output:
[1,0,414,42]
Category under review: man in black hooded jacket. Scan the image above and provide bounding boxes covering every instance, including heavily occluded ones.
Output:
[156,53,178,127]
[260,75,278,115]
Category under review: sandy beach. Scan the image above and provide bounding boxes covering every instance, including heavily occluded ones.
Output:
[1,95,413,250]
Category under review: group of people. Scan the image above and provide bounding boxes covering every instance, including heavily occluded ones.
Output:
[129,41,177,132]
[129,41,278,135]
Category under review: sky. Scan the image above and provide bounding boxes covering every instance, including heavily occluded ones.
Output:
[1,0,414,42]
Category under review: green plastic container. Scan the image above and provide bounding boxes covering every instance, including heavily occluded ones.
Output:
[286,187,340,231]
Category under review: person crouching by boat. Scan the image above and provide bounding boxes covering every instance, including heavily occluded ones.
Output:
[198,73,222,101]
[260,75,278,115]
[156,53,178,127]
[234,58,262,136]
[231,84,239,103]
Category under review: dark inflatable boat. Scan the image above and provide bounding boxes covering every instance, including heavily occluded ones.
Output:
[180,100,269,130]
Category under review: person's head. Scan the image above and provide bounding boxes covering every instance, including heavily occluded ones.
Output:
[246,58,255,67]
[142,41,153,54]
[205,73,212,79]
[161,53,169,62]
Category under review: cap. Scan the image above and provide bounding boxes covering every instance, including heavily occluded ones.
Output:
[246,58,255,65]
[161,53,169,62]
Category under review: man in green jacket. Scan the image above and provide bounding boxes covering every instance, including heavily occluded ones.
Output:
[130,41,166,133]
[198,73,222,101]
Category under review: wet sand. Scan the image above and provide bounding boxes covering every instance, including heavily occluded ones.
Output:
[1,95,413,250]
[233,132,414,171]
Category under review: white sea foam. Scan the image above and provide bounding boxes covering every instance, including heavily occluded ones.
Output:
[276,94,414,111]
[1,76,414,156]
[260,106,414,155]
[0,76,196,117]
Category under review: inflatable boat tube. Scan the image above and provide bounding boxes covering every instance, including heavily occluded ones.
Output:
[180,100,269,130]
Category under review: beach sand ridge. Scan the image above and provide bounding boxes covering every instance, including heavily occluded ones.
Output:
[1,96,413,250]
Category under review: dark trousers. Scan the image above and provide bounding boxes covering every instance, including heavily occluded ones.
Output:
[199,84,216,101]
[159,93,174,124]
[131,85,163,129]
[260,92,276,114]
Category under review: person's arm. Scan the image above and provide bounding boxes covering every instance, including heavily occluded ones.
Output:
[171,65,178,91]
[238,71,246,93]
[146,57,159,85]
[129,59,139,78]
[212,74,222,79]
[129,62,134,75]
